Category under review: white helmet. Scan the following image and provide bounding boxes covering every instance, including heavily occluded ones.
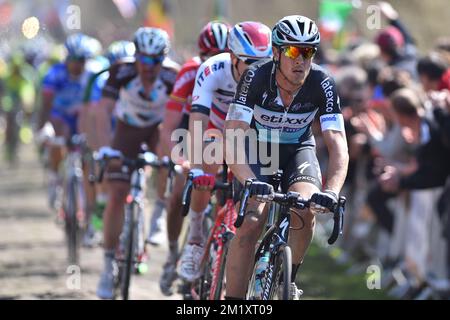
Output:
[65,33,97,59]
[272,15,320,47]
[227,21,272,62]
[133,27,170,55]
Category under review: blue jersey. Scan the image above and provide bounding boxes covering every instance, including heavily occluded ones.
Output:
[42,62,103,114]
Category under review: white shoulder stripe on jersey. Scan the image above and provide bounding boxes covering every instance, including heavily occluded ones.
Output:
[320,113,345,132]
[226,103,254,124]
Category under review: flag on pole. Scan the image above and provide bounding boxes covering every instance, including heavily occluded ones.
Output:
[144,0,174,38]
[319,0,353,48]
[113,0,139,19]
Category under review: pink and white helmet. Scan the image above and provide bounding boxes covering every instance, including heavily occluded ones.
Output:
[227,21,272,62]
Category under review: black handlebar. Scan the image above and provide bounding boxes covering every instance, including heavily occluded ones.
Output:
[94,149,181,183]
[180,171,232,217]
[181,172,193,216]
[327,196,346,245]
[234,179,346,245]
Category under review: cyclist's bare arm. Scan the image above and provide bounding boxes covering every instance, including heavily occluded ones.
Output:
[322,129,349,195]
[94,97,115,148]
[224,119,257,184]
[159,109,183,160]
[188,111,209,170]
[38,90,55,130]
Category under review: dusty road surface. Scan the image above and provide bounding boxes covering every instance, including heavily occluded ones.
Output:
[0,144,183,300]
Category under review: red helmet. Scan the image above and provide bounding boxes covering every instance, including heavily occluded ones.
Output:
[375,26,404,53]
[198,21,230,56]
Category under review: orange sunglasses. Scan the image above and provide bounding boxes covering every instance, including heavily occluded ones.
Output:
[282,46,317,60]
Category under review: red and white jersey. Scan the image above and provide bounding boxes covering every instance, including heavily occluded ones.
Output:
[166,56,202,115]
[191,53,237,131]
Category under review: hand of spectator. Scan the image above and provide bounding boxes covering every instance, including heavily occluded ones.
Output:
[341,107,354,122]
[373,157,388,176]
[349,133,367,159]
[350,115,369,135]
[379,165,400,192]
[429,90,450,112]
[378,1,399,21]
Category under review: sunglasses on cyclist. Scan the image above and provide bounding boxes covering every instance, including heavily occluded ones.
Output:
[137,54,164,66]
[282,46,317,60]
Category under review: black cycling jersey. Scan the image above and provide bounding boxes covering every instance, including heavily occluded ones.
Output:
[226,60,344,145]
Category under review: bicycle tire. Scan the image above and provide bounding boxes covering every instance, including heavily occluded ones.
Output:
[198,212,216,300]
[268,244,291,300]
[5,108,21,164]
[66,177,79,265]
[121,203,136,300]
[211,231,233,300]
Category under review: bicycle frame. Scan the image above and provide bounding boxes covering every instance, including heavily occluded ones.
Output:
[62,136,91,264]
[192,198,236,300]
[95,146,181,300]
[182,164,236,300]
[256,201,294,300]
[236,176,346,300]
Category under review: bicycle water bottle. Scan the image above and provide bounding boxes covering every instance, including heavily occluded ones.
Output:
[254,252,270,299]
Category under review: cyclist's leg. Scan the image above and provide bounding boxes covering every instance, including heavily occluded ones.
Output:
[48,112,71,171]
[187,162,220,243]
[87,102,110,222]
[166,113,190,248]
[97,121,150,299]
[73,102,99,245]
[225,197,269,298]
[146,123,168,245]
[178,161,220,281]
[167,171,186,246]
[283,146,322,286]
[47,113,71,210]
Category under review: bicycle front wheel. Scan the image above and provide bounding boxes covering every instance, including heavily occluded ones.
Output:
[65,178,80,265]
[211,231,233,300]
[268,245,292,300]
[120,203,136,300]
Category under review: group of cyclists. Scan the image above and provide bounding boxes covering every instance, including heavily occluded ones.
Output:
[27,12,350,300]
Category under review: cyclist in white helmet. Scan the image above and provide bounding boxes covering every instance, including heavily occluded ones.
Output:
[106,41,136,65]
[224,15,348,300]
[178,21,273,282]
[94,27,180,299]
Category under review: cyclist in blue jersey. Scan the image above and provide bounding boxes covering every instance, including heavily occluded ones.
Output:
[37,33,105,211]
[224,15,349,300]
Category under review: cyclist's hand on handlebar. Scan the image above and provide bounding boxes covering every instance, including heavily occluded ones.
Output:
[310,190,338,214]
[249,179,274,203]
[190,168,215,190]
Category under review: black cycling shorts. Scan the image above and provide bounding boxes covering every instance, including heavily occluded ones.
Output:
[233,142,322,202]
